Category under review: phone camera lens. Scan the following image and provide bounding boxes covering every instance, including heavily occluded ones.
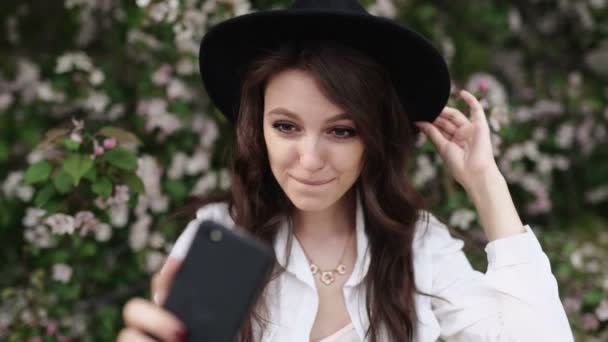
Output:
[209,229,223,242]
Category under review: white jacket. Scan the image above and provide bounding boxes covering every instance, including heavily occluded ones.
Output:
[169,196,573,341]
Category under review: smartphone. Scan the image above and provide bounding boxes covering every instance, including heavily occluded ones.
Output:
[163,220,275,342]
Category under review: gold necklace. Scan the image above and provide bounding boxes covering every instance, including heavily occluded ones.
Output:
[298,229,354,286]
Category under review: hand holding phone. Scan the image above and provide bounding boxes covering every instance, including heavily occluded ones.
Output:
[163,220,274,342]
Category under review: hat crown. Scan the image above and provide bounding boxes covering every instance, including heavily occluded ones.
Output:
[291,0,367,14]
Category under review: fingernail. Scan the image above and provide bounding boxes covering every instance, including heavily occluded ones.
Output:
[153,291,164,305]
[175,327,188,342]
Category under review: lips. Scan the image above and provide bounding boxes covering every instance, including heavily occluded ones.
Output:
[291,176,334,186]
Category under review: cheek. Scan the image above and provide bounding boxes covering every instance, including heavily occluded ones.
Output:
[264,129,297,173]
[332,141,365,176]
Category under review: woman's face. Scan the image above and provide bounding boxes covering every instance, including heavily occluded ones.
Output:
[263,68,365,212]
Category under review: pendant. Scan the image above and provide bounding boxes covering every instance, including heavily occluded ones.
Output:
[320,271,335,285]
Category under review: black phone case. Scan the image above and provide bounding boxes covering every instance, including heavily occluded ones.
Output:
[164,220,274,342]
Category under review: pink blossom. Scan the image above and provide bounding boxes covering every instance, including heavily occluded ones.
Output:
[103,137,117,149]
[582,313,599,331]
[94,145,104,156]
[478,78,490,93]
[152,64,172,86]
[46,320,58,336]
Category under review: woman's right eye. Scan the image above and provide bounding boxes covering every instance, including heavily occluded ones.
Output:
[272,122,298,133]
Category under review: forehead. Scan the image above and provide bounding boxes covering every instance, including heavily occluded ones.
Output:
[263,69,348,122]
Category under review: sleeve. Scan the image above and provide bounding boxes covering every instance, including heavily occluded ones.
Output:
[424,214,574,342]
[168,202,234,260]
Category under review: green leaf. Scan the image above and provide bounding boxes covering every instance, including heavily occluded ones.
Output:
[81,241,97,256]
[62,154,94,185]
[53,170,74,194]
[0,140,8,162]
[164,179,188,202]
[583,287,603,307]
[101,147,137,171]
[83,165,97,182]
[92,177,113,198]
[124,172,144,194]
[34,184,55,207]
[61,137,81,151]
[24,160,53,184]
[97,126,142,145]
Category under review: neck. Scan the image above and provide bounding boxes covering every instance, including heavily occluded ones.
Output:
[292,188,357,240]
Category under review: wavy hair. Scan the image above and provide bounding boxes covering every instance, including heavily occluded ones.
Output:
[188,40,435,341]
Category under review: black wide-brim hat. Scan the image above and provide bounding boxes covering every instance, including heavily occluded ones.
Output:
[199,0,451,127]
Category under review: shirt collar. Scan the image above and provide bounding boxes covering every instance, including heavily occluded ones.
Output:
[273,190,371,290]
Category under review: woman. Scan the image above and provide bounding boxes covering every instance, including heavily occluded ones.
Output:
[118,1,573,341]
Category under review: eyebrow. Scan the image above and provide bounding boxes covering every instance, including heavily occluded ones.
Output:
[266,107,352,123]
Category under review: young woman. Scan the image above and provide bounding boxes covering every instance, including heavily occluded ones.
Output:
[118,1,573,341]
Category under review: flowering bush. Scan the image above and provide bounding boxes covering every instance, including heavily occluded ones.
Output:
[0,0,606,340]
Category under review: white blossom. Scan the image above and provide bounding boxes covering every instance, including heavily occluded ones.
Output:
[148,232,166,249]
[412,154,437,188]
[191,172,218,196]
[52,263,73,283]
[24,225,56,248]
[2,171,34,201]
[449,209,477,230]
[23,207,46,228]
[130,214,152,251]
[55,52,93,74]
[368,0,396,18]
[145,251,166,273]
[596,299,608,322]
[109,203,129,228]
[89,69,105,85]
[94,223,112,242]
[585,185,608,204]
[167,151,189,179]
[0,93,14,112]
[45,214,75,235]
[74,211,98,236]
[558,123,577,149]
[36,82,66,102]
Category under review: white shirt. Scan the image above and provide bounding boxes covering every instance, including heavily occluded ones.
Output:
[169,195,574,342]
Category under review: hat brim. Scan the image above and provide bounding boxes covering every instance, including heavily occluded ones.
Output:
[199,9,451,125]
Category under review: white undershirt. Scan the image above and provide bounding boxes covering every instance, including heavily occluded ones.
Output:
[318,323,361,342]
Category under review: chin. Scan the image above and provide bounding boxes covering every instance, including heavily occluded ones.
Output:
[287,193,336,212]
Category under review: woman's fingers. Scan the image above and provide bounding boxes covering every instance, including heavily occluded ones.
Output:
[434,116,458,136]
[122,297,187,342]
[441,106,469,127]
[459,90,487,124]
[415,121,448,149]
[151,258,182,305]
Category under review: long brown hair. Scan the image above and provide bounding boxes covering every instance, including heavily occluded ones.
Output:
[191,40,434,341]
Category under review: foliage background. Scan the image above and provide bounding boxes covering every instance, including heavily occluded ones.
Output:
[0,0,606,340]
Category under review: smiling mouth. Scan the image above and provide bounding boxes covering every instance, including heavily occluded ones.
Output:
[291,176,334,186]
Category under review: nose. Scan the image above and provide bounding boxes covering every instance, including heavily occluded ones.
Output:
[298,136,325,172]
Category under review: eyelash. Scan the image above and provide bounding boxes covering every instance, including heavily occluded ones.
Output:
[271,122,357,139]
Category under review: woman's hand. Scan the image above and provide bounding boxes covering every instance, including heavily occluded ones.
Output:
[117,258,187,342]
[414,90,500,191]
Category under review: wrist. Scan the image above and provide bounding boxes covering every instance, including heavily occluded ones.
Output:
[464,165,505,203]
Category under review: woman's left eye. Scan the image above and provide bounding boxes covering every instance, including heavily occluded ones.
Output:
[329,127,357,138]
